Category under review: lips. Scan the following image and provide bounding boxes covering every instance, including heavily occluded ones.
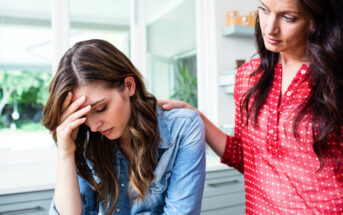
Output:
[100,128,112,136]
[265,36,281,45]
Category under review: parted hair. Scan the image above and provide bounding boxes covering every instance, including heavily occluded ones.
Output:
[43,39,159,214]
[242,0,343,171]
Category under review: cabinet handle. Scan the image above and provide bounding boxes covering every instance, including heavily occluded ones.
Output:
[208,179,240,187]
[0,206,43,215]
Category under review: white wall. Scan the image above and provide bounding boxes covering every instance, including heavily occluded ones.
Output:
[215,0,258,127]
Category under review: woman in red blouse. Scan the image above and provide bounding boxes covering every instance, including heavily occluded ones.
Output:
[160,0,343,213]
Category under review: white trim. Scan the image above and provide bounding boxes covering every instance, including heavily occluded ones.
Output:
[51,0,70,74]
[130,0,148,82]
[196,0,219,125]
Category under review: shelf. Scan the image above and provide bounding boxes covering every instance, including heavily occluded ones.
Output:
[219,70,236,86]
[219,70,236,94]
[222,25,254,38]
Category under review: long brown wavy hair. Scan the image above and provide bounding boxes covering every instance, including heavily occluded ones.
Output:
[242,0,343,171]
[42,39,159,214]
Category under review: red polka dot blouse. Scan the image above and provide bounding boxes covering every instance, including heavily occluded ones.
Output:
[221,58,343,214]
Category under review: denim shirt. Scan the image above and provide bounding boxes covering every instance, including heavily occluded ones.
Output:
[49,107,206,215]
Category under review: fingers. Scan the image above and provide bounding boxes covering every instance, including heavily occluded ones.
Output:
[67,105,91,123]
[60,96,86,123]
[157,99,188,110]
[69,117,87,131]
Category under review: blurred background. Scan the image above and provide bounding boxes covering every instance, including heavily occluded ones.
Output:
[0,0,257,214]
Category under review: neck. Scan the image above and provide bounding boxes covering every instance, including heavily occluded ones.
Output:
[279,53,308,67]
[278,44,309,67]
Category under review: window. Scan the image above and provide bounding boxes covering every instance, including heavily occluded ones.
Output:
[0,2,54,152]
[146,0,197,101]
[70,0,130,56]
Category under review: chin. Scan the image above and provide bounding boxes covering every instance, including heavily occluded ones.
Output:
[265,45,280,53]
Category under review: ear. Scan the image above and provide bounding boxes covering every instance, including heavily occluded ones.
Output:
[124,76,136,96]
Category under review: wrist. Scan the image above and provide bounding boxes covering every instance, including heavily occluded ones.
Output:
[57,149,75,158]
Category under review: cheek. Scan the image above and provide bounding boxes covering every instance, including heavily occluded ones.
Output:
[108,99,131,126]
[283,26,306,43]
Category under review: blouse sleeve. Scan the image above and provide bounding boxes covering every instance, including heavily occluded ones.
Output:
[220,102,244,173]
[220,59,260,174]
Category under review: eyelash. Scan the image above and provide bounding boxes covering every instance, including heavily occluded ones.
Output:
[283,16,296,22]
[258,6,268,13]
[95,106,107,113]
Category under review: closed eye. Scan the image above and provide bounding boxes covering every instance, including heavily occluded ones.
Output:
[95,106,107,113]
[283,15,296,22]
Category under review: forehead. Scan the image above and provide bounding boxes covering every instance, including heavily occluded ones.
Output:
[72,83,113,105]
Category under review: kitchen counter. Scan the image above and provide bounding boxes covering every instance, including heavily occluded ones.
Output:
[0,149,230,195]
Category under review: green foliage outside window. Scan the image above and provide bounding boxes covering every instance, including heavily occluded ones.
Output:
[170,64,198,108]
[0,70,51,130]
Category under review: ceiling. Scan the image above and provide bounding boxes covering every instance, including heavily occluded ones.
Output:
[0,0,188,26]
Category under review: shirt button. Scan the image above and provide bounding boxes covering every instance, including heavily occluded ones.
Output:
[286,92,292,96]
[121,183,125,187]
[273,110,277,114]
[117,208,120,212]
[301,69,306,74]
[269,129,274,134]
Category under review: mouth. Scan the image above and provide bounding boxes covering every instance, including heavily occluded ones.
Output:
[100,128,113,136]
[265,36,281,45]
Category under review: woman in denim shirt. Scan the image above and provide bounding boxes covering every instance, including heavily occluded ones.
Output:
[43,39,205,215]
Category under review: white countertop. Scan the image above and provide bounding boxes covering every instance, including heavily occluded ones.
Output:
[206,152,232,172]
[0,149,230,195]
[0,162,56,195]
[0,148,57,195]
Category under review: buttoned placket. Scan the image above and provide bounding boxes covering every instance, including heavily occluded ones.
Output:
[266,65,282,157]
[113,145,130,215]
[265,64,308,157]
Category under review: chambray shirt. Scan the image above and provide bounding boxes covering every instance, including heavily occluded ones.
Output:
[49,107,206,215]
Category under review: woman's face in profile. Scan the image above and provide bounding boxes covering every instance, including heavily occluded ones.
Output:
[258,0,309,56]
[72,81,132,140]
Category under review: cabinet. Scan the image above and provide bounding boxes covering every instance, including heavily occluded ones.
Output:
[0,169,245,215]
[201,168,245,215]
[0,189,53,215]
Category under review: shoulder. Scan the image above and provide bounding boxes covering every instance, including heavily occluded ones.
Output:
[234,58,261,99]
[156,107,205,148]
[160,107,201,121]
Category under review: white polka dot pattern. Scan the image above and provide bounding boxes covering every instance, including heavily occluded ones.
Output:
[221,58,343,214]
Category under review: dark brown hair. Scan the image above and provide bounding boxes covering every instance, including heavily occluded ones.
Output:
[242,0,343,171]
[43,39,159,214]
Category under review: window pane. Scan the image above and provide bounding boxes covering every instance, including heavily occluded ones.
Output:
[0,1,54,151]
[70,0,130,56]
[146,0,197,105]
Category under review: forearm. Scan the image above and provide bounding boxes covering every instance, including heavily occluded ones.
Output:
[54,150,82,215]
[198,112,227,157]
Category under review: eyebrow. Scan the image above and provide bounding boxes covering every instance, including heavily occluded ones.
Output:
[259,0,301,14]
[90,99,105,107]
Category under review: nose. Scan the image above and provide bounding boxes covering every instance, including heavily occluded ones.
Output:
[86,117,103,132]
[264,15,279,35]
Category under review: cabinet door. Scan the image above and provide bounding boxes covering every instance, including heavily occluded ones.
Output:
[201,168,245,215]
[0,200,51,215]
[0,190,54,215]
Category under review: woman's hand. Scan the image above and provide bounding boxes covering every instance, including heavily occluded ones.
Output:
[56,92,91,154]
[158,99,196,111]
